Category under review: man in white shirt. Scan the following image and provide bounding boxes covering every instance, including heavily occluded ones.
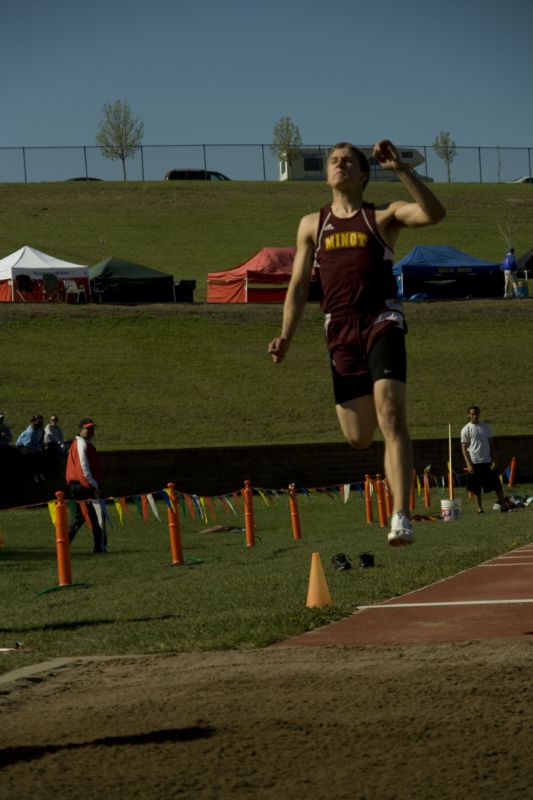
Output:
[460,406,506,514]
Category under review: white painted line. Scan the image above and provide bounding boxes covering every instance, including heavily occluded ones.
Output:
[492,554,533,559]
[357,599,533,610]
[480,562,533,567]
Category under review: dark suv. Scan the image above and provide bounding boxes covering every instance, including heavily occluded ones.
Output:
[164,169,230,181]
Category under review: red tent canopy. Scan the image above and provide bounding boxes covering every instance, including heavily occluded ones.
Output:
[207,247,302,303]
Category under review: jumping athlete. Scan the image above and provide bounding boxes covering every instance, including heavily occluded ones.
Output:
[268,140,446,545]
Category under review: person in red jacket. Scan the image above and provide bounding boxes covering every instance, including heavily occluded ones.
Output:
[66,417,106,553]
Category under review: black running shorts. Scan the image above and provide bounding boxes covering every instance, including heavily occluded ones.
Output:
[330,325,407,404]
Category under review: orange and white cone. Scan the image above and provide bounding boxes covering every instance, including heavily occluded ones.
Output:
[306,552,333,609]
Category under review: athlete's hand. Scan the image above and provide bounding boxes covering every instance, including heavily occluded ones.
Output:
[372,139,404,171]
[268,336,290,364]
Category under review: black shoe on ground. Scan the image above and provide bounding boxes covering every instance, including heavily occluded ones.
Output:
[331,553,351,570]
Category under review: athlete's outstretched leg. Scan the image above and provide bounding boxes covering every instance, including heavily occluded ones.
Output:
[374,379,414,545]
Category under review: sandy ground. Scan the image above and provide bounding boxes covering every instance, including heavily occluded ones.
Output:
[1,640,533,799]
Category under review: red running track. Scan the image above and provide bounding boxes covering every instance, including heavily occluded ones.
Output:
[278,544,533,647]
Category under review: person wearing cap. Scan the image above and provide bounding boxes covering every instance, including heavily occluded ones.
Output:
[501,247,519,298]
[15,414,46,482]
[0,412,13,447]
[65,417,106,553]
[44,414,65,454]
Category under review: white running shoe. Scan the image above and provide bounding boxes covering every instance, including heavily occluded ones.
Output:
[387,511,415,546]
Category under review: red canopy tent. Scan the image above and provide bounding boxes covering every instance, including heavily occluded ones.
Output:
[207,247,311,303]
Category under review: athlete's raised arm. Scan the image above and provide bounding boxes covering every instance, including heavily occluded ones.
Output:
[268,212,318,363]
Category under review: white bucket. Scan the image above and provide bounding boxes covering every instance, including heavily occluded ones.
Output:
[441,498,462,522]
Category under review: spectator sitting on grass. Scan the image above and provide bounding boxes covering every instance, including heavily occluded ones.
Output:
[44,414,65,454]
[15,414,46,483]
[0,412,13,447]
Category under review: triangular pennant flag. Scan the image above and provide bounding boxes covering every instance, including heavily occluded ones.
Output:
[147,493,161,521]
[90,500,104,528]
[100,499,113,528]
[141,494,149,522]
[159,490,173,510]
[47,500,56,525]
[199,496,209,523]
[112,498,124,526]
[218,496,231,516]
[232,491,243,511]
[205,496,217,520]
[223,496,237,516]
[184,494,196,519]
[343,484,351,504]
[257,488,271,507]
[132,495,143,518]
[79,501,93,530]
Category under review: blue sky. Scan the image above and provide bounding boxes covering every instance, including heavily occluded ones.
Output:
[2,0,532,149]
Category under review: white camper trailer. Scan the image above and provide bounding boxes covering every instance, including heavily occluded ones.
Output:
[279,146,429,182]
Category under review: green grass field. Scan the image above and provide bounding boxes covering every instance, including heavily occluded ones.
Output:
[1,180,533,293]
[1,484,532,676]
[1,299,532,448]
[1,180,533,676]
[1,180,532,447]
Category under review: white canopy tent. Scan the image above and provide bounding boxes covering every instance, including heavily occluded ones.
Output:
[0,246,91,302]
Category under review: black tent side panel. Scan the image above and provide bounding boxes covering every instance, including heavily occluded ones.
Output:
[90,257,179,303]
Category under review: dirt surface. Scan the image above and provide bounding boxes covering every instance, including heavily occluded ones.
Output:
[1,641,533,799]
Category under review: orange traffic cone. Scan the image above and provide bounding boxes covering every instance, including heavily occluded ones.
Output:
[306,552,333,609]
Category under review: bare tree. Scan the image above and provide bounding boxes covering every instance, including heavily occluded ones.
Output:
[96,99,144,181]
[497,214,518,250]
[432,131,457,183]
[270,116,302,180]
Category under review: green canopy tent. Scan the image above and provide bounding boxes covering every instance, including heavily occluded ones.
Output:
[89,257,179,303]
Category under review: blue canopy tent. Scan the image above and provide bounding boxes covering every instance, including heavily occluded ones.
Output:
[393,245,503,299]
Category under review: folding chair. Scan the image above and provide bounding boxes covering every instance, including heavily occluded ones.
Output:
[43,273,61,302]
[63,279,87,303]
[14,274,32,301]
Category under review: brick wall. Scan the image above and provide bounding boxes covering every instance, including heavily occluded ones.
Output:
[2,436,530,508]
[89,435,533,496]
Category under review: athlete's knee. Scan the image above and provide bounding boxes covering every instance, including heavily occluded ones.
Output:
[345,431,374,450]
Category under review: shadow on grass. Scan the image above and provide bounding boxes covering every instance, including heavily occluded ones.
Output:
[0,614,181,634]
[0,725,217,767]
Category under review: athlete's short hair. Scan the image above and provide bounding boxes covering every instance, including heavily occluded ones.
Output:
[327,142,370,189]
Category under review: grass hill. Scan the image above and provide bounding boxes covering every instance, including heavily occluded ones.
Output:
[1,181,532,448]
[2,180,533,295]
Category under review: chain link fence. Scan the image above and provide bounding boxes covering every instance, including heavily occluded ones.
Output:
[0,143,532,184]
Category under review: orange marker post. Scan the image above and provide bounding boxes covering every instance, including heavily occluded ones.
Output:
[423,471,431,508]
[509,456,516,488]
[243,480,256,547]
[364,474,373,523]
[166,482,184,565]
[54,491,72,587]
[288,483,302,540]
[375,474,386,528]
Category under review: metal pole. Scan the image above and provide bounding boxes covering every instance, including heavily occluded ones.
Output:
[261,144,266,181]
[478,147,483,183]
[528,148,532,177]
[22,147,28,183]
[202,144,207,176]
[140,145,145,181]
[83,146,88,178]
